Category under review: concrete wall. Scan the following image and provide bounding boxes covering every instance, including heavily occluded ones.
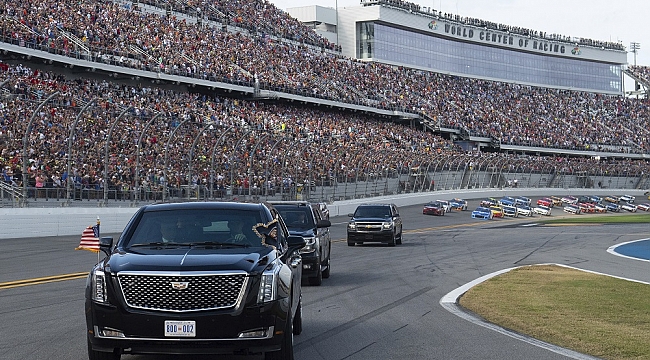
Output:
[1,188,646,240]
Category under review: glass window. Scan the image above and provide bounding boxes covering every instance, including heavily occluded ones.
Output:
[360,23,622,93]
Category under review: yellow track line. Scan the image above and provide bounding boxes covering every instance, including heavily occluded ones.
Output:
[0,272,88,290]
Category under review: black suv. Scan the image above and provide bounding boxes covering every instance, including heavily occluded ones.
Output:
[270,201,332,286]
[85,202,305,360]
[347,203,403,246]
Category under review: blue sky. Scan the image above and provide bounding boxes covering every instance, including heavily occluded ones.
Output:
[271,0,649,68]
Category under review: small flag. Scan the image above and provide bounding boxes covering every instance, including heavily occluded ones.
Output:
[76,224,100,253]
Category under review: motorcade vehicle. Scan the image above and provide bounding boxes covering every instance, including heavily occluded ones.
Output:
[533,205,552,216]
[502,205,518,217]
[85,201,306,360]
[347,203,403,247]
[423,201,446,216]
[448,198,468,211]
[619,195,636,203]
[636,203,650,211]
[471,207,493,220]
[270,201,332,286]
[489,206,504,218]
[536,198,553,207]
[516,205,533,217]
[620,202,638,212]
[563,204,582,214]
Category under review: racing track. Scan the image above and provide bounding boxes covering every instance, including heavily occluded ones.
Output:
[1,199,648,360]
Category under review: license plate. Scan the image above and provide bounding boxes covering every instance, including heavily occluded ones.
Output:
[164,320,196,337]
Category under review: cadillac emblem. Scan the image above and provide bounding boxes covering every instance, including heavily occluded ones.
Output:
[171,281,189,290]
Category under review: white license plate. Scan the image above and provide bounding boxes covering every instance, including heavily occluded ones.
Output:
[164,320,196,337]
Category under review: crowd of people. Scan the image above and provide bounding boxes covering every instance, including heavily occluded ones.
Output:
[2,0,646,154]
[0,0,648,197]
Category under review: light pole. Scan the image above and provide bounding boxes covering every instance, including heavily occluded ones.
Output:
[630,42,640,66]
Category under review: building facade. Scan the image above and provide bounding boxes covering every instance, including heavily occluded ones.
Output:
[289,1,628,95]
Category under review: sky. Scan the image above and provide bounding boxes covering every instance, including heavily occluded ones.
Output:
[270,0,649,68]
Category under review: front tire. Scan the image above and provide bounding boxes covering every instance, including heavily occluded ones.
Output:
[293,297,302,335]
[265,311,294,360]
[308,265,323,286]
[322,258,330,279]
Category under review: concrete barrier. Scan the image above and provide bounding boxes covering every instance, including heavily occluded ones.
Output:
[1,188,646,239]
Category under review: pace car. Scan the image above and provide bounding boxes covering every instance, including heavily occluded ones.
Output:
[471,207,493,220]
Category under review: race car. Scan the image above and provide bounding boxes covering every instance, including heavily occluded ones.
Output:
[620,203,638,212]
[423,201,445,216]
[604,202,621,212]
[471,207,493,220]
[533,205,552,216]
[578,202,595,213]
[561,196,578,205]
[515,196,532,206]
[516,205,533,217]
[498,196,516,207]
[550,196,564,206]
[636,203,650,211]
[480,198,498,207]
[604,196,620,203]
[489,206,504,218]
[436,200,453,213]
[536,198,553,207]
[563,204,582,214]
[502,205,518,217]
[619,195,636,203]
[448,198,468,211]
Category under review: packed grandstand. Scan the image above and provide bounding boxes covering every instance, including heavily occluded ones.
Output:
[0,0,648,202]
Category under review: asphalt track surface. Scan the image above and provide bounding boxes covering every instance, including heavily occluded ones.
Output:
[1,199,649,360]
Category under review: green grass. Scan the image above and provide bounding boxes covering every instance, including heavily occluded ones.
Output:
[543,213,650,224]
[459,265,650,360]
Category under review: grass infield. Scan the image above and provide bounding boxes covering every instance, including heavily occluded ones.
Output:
[543,213,650,224]
[459,265,650,360]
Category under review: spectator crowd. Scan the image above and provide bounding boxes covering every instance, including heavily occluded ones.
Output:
[0,0,648,196]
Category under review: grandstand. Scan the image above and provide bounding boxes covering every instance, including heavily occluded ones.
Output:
[0,0,648,207]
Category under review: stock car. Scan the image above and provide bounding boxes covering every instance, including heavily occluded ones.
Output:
[563,204,582,214]
[516,205,533,217]
[436,200,453,213]
[536,198,553,207]
[593,203,608,213]
[533,205,552,216]
[515,196,532,206]
[561,196,578,204]
[636,203,650,211]
[550,196,564,206]
[423,201,446,216]
[620,202,638,212]
[619,195,636,203]
[449,198,468,211]
[502,205,518,217]
[604,196,620,203]
[498,197,516,207]
[578,203,595,213]
[471,207,493,220]
[480,198,499,207]
[604,202,621,212]
[489,206,505,218]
